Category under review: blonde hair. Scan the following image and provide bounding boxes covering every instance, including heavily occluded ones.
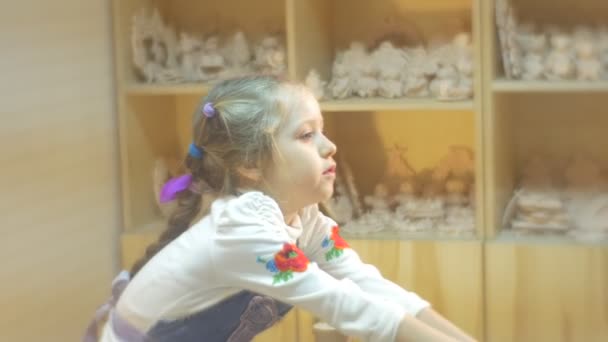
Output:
[131,75,306,276]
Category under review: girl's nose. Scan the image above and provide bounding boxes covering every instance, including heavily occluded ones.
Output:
[320,135,337,158]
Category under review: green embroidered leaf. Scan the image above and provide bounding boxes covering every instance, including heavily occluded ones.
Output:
[256,256,268,264]
[288,251,298,258]
[272,270,294,285]
[324,248,345,261]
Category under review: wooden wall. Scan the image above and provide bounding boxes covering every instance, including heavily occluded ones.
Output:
[0,0,120,340]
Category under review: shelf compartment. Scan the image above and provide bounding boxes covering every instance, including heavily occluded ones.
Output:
[288,0,475,99]
[325,110,482,238]
[113,0,287,87]
[485,92,608,240]
[490,0,608,82]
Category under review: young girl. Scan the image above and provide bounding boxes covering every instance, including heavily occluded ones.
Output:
[85,75,476,342]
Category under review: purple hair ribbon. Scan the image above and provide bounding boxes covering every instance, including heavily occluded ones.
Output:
[160,174,193,203]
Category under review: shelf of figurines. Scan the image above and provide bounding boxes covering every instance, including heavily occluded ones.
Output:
[495,0,608,88]
[127,7,475,111]
[324,145,480,241]
[498,155,608,246]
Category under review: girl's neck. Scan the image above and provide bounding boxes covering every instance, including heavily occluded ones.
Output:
[236,187,300,225]
[283,211,298,226]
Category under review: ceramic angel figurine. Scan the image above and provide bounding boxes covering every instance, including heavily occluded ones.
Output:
[364,184,392,212]
[324,179,354,224]
[402,47,430,97]
[509,189,569,233]
[254,35,287,76]
[199,35,226,81]
[429,63,459,100]
[328,58,352,99]
[433,146,475,206]
[305,69,327,100]
[597,27,608,78]
[132,8,180,83]
[425,35,474,101]
[574,36,602,81]
[545,32,575,80]
[392,180,418,208]
[501,155,570,234]
[222,31,252,75]
[178,32,205,82]
[567,193,608,242]
[373,41,406,98]
[354,184,393,234]
[327,42,368,99]
[328,58,353,99]
[516,25,547,80]
[439,206,475,235]
[397,197,444,221]
[353,53,378,98]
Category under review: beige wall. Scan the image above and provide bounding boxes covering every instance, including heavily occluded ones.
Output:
[0,0,120,340]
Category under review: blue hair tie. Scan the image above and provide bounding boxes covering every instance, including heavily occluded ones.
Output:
[189,143,204,159]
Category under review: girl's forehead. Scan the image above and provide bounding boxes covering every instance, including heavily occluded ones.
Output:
[282,90,321,125]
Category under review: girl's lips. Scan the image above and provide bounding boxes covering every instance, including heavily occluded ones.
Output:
[323,165,336,174]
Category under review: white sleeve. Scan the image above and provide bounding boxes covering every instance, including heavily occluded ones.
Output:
[211,193,405,342]
[300,205,431,316]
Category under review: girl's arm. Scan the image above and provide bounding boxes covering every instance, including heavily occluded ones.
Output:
[396,314,460,342]
[300,206,429,315]
[415,307,477,342]
[301,205,476,341]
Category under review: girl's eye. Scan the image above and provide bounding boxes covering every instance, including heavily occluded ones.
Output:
[300,131,314,140]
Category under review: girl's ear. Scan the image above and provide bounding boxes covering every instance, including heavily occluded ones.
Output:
[237,166,262,183]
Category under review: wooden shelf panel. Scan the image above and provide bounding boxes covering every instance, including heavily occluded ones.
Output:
[485,242,608,342]
[490,230,608,247]
[124,86,476,111]
[320,98,474,112]
[493,79,608,93]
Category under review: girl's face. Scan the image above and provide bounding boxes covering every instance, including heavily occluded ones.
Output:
[263,90,337,215]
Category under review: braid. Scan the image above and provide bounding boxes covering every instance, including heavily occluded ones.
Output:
[130,188,202,276]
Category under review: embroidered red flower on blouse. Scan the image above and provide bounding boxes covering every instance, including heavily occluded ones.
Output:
[274,243,308,272]
[257,243,309,285]
[322,225,350,261]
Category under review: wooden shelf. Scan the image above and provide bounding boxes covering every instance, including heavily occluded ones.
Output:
[320,98,474,112]
[125,83,212,96]
[491,230,608,247]
[493,79,608,93]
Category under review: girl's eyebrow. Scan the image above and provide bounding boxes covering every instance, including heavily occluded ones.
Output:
[295,117,324,127]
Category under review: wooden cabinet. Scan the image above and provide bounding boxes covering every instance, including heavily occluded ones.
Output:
[112,0,607,340]
[481,0,608,340]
